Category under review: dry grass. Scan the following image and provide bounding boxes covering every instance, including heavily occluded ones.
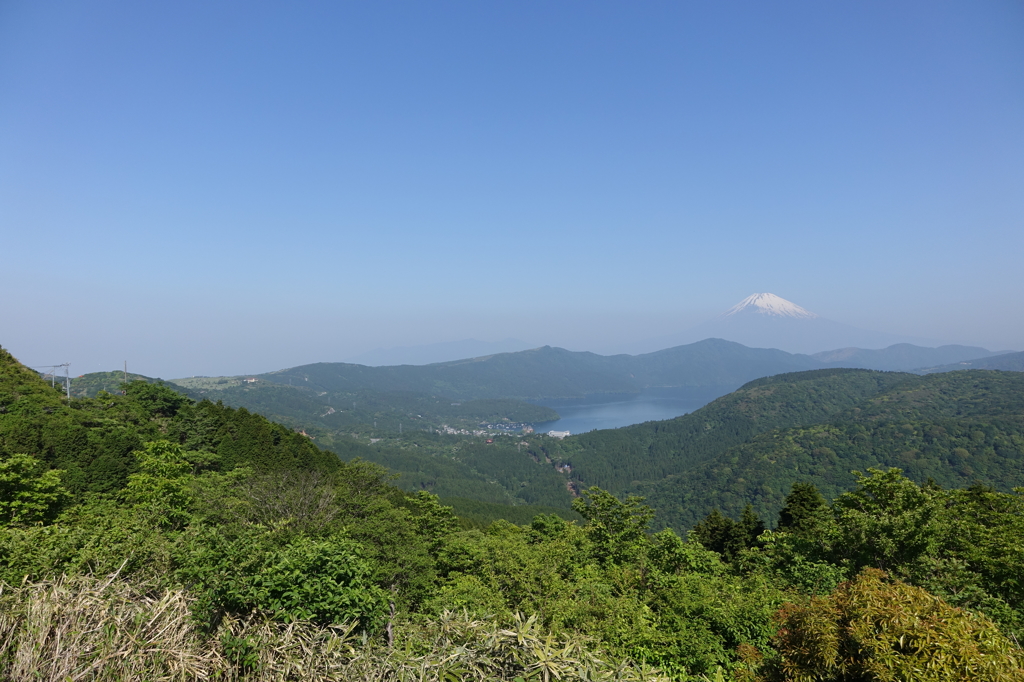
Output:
[0,573,220,681]
[0,573,668,682]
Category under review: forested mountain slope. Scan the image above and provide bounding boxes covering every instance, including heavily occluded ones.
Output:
[70,368,577,518]
[168,379,558,433]
[60,355,1024,538]
[1,349,339,495]
[168,340,1006,410]
[544,369,915,495]
[630,368,1024,528]
[66,370,167,397]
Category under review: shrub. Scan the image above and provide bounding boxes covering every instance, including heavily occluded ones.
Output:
[177,525,387,628]
[756,568,1024,681]
[0,453,68,525]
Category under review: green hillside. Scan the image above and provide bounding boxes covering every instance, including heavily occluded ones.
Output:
[70,369,577,518]
[169,379,558,432]
[67,370,167,398]
[626,368,1024,528]
[0,349,339,497]
[65,359,1024,540]
[543,369,915,495]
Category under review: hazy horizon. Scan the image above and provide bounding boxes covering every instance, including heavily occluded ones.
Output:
[3,2,1022,378]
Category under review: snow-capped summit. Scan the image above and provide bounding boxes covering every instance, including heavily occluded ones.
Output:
[724,293,817,319]
[617,292,939,355]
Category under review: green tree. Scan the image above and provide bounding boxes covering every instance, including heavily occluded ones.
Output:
[121,441,196,528]
[777,482,826,534]
[0,453,68,525]
[124,380,193,418]
[693,505,765,563]
[829,468,941,573]
[571,487,654,565]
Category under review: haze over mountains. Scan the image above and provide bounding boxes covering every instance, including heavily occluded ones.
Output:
[919,350,1024,375]
[257,339,819,402]
[353,294,982,367]
[812,344,1012,372]
[348,338,536,367]
[232,312,1013,405]
[624,292,942,355]
[148,294,1012,406]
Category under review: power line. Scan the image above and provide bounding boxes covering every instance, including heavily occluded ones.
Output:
[32,363,71,402]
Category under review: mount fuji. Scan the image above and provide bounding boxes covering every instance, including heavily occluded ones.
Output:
[625,293,939,355]
[722,293,819,319]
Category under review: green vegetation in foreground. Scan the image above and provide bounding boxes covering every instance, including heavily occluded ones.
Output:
[2,345,1024,679]
[440,496,582,528]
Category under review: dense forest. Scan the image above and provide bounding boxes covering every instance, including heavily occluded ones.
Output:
[73,369,579,520]
[2,345,1024,679]
[168,376,561,432]
[155,365,1024,537]
[545,368,1024,529]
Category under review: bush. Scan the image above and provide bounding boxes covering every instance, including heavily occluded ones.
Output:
[0,453,68,525]
[177,525,387,628]
[755,568,1024,681]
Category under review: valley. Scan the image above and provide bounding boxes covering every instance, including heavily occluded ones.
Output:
[63,332,1024,532]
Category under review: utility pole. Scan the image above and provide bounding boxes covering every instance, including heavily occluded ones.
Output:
[35,363,71,401]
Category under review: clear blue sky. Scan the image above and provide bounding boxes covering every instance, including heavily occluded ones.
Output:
[2,1,1022,378]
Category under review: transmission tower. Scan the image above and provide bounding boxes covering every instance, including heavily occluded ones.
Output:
[33,363,71,401]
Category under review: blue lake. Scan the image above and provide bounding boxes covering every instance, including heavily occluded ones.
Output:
[530,386,733,435]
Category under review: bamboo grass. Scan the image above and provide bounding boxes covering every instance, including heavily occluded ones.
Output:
[0,574,666,681]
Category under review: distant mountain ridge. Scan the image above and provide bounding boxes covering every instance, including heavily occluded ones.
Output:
[624,292,941,355]
[257,339,823,402]
[919,350,1024,374]
[347,338,535,366]
[812,343,1006,372]
[169,339,1015,405]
